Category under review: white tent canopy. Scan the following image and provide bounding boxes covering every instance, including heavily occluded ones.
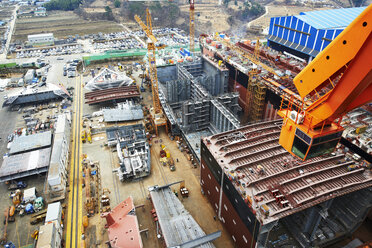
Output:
[85,68,134,91]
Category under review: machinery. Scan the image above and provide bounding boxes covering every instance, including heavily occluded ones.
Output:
[189,0,195,52]
[34,197,44,212]
[4,242,15,248]
[278,5,372,160]
[135,9,168,135]
[87,128,92,144]
[12,190,22,206]
[81,130,86,143]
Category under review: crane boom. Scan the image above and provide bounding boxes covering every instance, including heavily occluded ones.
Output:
[278,5,372,160]
[135,11,157,44]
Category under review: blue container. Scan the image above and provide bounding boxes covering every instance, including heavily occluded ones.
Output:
[184,48,191,56]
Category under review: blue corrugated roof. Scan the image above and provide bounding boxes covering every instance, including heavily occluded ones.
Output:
[296,7,366,29]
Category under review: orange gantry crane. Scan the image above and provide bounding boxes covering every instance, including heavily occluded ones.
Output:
[135,9,168,135]
[278,5,372,160]
[189,0,195,52]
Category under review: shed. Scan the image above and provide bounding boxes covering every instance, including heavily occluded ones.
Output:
[45,202,62,224]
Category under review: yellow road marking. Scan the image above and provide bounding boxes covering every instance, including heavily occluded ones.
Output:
[66,75,80,247]
[77,74,83,247]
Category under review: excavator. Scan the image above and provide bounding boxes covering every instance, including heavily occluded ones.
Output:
[278,5,372,160]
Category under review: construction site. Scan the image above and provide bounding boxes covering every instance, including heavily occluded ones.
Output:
[0,0,370,248]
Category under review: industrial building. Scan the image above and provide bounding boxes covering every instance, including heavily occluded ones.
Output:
[36,202,63,248]
[106,124,151,181]
[148,183,221,247]
[85,68,134,91]
[2,83,70,107]
[28,33,54,46]
[200,120,372,248]
[0,147,51,182]
[102,100,144,122]
[46,114,71,201]
[267,7,366,61]
[200,35,306,124]
[34,7,47,17]
[9,131,52,155]
[101,197,143,248]
[157,56,241,161]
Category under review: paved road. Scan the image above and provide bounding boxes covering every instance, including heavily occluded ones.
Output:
[65,74,83,248]
[0,5,19,61]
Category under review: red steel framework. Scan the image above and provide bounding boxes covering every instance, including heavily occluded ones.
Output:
[84,86,140,105]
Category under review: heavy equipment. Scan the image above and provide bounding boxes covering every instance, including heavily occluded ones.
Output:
[278,5,372,160]
[81,130,86,143]
[135,9,168,135]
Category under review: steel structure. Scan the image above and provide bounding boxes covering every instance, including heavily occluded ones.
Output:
[200,120,372,248]
[84,86,140,104]
[148,183,220,247]
[189,0,195,52]
[278,5,372,160]
[135,8,168,135]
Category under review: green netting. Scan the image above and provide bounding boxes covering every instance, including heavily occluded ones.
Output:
[83,49,147,65]
[83,46,201,66]
[0,62,17,68]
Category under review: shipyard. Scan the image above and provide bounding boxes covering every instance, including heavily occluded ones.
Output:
[0,0,370,247]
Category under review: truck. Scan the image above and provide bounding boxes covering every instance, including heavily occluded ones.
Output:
[168,157,175,171]
[68,70,76,78]
[7,181,27,190]
[36,67,46,77]
[24,69,35,84]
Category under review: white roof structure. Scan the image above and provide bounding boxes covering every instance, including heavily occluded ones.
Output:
[85,68,134,91]
[28,33,54,39]
[149,184,219,248]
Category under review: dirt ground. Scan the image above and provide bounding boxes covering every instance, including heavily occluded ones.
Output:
[248,1,330,28]
[79,66,235,247]
[12,11,123,42]
[179,2,231,33]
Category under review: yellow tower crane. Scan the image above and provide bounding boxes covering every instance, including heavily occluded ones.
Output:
[135,9,168,135]
[189,0,195,52]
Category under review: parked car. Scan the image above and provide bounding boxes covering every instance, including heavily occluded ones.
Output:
[57,57,64,60]
[63,71,67,76]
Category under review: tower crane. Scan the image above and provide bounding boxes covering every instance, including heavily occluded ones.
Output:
[189,0,195,52]
[278,5,372,160]
[135,8,168,135]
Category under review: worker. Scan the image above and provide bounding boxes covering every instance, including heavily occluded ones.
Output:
[213,216,217,221]
[176,158,179,162]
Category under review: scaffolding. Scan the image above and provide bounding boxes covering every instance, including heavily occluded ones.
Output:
[245,69,266,122]
[252,82,266,121]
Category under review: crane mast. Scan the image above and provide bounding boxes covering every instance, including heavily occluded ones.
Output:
[135,9,168,135]
[189,0,195,52]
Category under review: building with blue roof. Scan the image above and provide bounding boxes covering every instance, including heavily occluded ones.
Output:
[267,7,366,61]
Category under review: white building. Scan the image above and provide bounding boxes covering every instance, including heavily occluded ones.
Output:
[34,7,47,16]
[28,33,54,46]
[46,114,70,200]
[36,221,62,248]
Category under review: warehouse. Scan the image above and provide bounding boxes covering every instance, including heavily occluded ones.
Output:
[267,7,366,61]
[28,33,54,46]
[46,114,71,201]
